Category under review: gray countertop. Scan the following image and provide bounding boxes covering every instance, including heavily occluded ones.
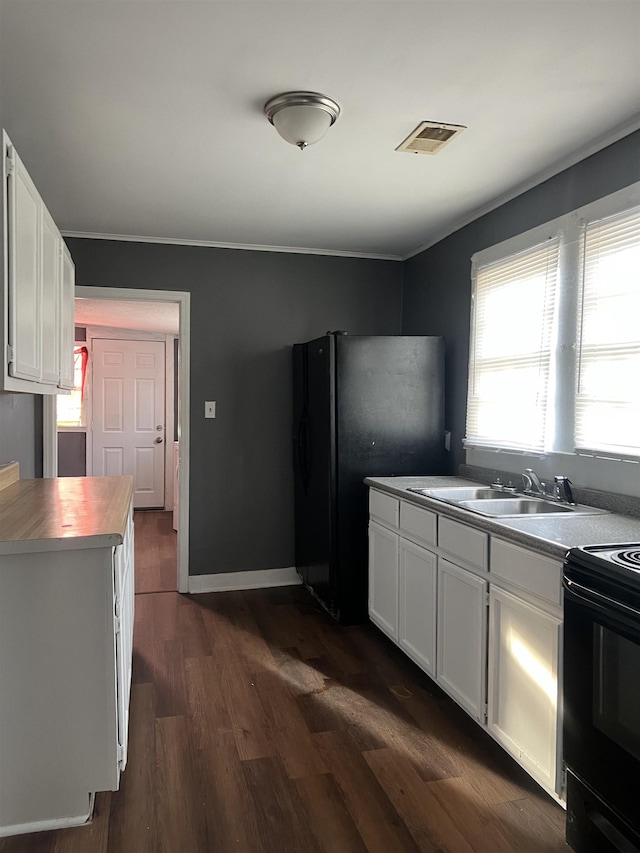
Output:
[364,476,640,560]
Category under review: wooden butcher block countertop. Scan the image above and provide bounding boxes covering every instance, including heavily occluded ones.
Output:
[0,462,133,555]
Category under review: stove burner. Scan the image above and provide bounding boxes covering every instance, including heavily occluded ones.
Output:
[610,549,640,568]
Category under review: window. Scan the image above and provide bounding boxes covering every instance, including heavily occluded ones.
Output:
[466,183,640,469]
[56,346,88,428]
[466,238,560,453]
[575,206,640,458]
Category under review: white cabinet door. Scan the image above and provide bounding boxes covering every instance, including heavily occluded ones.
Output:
[7,146,41,381]
[3,133,75,394]
[58,244,75,390]
[399,538,437,677]
[40,205,60,385]
[437,558,487,721]
[488,587,561,794]
[368,520,399,641]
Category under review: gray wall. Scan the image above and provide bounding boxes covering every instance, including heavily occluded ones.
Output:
[402,130,640,472]
[58,431,86,477]
[65,239,403,575]
[0,392,42,477]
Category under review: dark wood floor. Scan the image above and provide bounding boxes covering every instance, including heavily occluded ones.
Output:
[0,533,571,852]
[134,510,177,594]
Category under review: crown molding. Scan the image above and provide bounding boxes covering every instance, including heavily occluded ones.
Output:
[61,230,402,262]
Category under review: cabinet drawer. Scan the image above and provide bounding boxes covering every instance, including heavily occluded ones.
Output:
[490,539,562,606]
[369,489,399,529]
[439,516,488,572]
[400,501,437,547]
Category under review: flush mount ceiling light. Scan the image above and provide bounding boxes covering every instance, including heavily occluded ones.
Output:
[264,91,341,150]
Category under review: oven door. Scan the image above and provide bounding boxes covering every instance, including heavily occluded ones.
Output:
[563,573,640,834]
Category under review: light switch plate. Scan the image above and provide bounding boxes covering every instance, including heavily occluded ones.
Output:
[205,401,216,419]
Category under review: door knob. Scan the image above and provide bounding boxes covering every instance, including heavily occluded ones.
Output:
[155,437,163,444]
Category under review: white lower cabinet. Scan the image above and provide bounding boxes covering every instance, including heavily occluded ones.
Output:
[0,487,134,837]
[368,519,399,641]
[437,558,488,721]
[487,586,561,793]
[398,539,437,677]
[367,488,564,801]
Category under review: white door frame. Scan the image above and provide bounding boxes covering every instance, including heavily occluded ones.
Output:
[43,286,190,593]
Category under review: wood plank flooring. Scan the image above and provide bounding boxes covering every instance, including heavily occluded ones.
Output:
[134,510,177,594]
[0,531,571,852]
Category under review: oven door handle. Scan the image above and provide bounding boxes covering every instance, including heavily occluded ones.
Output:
[564,576,640,621]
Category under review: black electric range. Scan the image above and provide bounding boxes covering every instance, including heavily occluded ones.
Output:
[563,543,640,853]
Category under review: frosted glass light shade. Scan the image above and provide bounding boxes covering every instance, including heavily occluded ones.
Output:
[264,92,340,150]
[272,105,333,148]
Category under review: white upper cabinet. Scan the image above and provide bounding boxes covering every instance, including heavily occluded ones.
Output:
[7,146,41,382]
[58,243,75,390]
[40,204,61,385]
[2,130,74,394]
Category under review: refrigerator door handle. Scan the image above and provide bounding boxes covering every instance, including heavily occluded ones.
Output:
[296,411,311,491]
[302,414,311,492]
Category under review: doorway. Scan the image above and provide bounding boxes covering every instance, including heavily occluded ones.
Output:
[92,338,167,508]
[43,286,190,593]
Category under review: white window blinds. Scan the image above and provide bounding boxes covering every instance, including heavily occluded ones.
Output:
[466,238,560,453]
[575,205,640,458]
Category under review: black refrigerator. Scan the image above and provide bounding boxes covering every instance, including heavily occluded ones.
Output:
[293,334,445,625]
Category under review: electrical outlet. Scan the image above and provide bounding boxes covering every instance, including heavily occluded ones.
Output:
[205,401,216,419]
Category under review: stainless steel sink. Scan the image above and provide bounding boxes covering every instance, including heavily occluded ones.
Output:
[408,487,519,501]
[406,485,608,517]
[458,498,575,516]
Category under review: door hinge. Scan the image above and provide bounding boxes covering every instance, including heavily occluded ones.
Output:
[6,345,14,365]
[114,615,122,634]
[5,151,15,176]
[117,743,125,766]
[483,702,488,722]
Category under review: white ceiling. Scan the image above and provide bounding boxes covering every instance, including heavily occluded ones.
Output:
[1,0,639,261]
[74,297,179,334]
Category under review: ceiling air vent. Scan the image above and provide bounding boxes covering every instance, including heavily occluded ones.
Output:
[396,121,466,155]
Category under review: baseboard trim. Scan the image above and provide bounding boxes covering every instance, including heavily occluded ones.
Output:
[188,566,301,594]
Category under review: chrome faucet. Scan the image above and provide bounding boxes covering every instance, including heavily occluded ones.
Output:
[522,468,545,496]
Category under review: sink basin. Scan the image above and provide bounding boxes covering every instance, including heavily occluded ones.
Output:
[408,487,519,501]
[459,498,574,516]
[457,498,607,517]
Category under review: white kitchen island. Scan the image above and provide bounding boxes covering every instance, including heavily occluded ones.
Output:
[0,463,134,837]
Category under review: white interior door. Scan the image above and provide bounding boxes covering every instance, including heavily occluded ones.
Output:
[92,339,166,508]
